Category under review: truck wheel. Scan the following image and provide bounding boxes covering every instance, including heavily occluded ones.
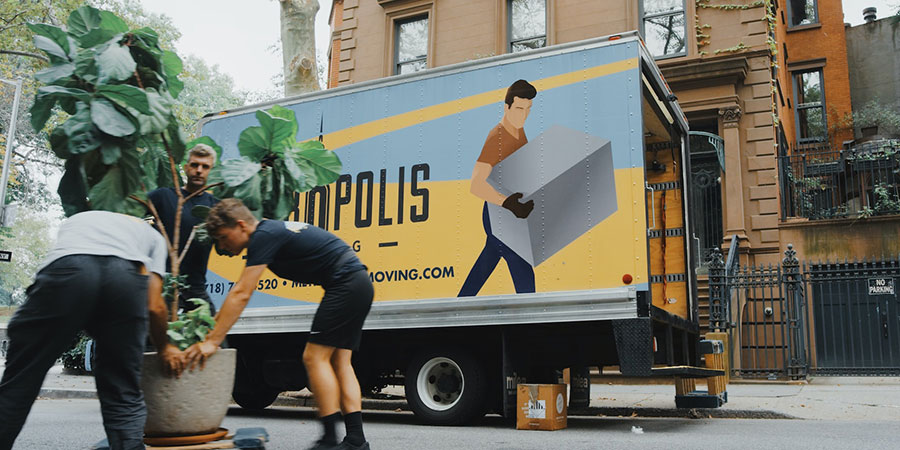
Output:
[232,385,281,411]
[404,348,487,425]
[232,353,281,410]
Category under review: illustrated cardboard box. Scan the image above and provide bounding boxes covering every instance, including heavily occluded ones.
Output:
[516,383,567,430]
[486,125,616,266]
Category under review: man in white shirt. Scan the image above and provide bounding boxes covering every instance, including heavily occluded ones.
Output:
[0,211,184,450]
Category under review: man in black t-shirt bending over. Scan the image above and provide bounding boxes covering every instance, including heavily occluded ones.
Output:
[184,198,373,450]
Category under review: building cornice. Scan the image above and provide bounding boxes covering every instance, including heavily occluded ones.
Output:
[660,56,750,90]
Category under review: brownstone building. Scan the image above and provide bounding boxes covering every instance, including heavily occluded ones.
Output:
[326,0,865,266]
[323,0,900,378]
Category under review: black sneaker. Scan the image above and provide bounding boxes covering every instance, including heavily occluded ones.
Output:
[337,437,370,450]
[307,439,340,450]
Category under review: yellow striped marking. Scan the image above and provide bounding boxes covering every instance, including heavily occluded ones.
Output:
[320,58,638,151]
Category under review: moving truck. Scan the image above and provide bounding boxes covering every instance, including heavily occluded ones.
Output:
[199,31,715,425]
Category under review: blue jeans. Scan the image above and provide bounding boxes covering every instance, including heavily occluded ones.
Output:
[458,203,535,296]
[0,255,149,450]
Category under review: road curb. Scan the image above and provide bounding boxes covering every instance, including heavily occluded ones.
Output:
[34,389,797,420]
[38,388,97,400]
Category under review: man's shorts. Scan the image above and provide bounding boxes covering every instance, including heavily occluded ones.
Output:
[308,269,374,351]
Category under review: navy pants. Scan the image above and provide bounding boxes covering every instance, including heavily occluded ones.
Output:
[458,203,535,296]
[0,255,149,450]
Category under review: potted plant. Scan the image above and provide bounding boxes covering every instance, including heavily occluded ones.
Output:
[27,5,341,439]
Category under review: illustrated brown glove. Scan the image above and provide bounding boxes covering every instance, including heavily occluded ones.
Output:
[502,192,534,219]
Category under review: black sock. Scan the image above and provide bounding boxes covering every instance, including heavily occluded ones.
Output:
[320,411,341,445]
[343,411,366,446]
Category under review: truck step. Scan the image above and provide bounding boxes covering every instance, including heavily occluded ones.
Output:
[651,366,725,378]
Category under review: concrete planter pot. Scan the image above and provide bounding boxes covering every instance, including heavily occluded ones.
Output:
[141,348,236,437]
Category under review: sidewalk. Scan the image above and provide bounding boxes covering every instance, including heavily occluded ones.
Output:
[4,359,899,421]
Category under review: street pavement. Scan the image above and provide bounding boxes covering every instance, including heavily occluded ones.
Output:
[3,360,899,421]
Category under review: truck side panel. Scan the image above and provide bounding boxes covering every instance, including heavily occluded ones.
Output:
[201,39,651,309]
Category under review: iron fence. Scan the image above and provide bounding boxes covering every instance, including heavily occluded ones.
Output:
[709,246,900,379]
[779,139,900,220]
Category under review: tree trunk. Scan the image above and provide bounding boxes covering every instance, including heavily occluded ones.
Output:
[280,0,320,96]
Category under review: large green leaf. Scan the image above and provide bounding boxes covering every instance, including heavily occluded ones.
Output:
[99,138,123,165]
[119,147,144,197]
[163,121,186,165]
[90,98,136,137]
[166,76,184,99]
[136,90,171,134]
[271,171,295,220]
[219,158,262,187]
[131,27,160,49]
[98,10,130,33]
[31,35,70,63]
[97,85,150,114]
[191,205,212,220]
[30,96,56,133]
[96,40,136,83]
[35,85,91,102]
[234,173,262,212]
[58,157,89,217]
[279,154,311,192]
[161,50,183,78]
[76,28,118,48]
[48,127,70,159]
[255,109,295,155]
[67,6,102,37]
[34,63,75,84]
[237,127,269,162]
[74,49,98,83]
[88,167,128,211]
[63,105,101,155]
[161,50,184,98]
[26,23,71,57]
[288,143,342,188]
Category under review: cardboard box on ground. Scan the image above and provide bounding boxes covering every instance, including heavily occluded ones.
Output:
[516,384,567,431]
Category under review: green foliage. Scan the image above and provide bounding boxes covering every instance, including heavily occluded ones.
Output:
[27,5,187,216]
[167,299,216,350]
[853,100,900,137]
[163,273,189,304]
[60,331,92,374]
[0,209,56,308]
[209,105,342,220]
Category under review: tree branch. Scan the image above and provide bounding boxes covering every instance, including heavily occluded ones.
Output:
[0,49,49,63]
[183,182,224,202]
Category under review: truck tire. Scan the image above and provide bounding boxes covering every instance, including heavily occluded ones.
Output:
[232,384,281,411]
[232,353,281,410]
[404,347,487,425]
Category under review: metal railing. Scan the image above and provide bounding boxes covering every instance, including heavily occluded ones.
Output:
[779,139,900,220]
[711,245,900,379]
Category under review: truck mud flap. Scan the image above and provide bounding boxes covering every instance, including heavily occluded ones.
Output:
[612,318,653,376]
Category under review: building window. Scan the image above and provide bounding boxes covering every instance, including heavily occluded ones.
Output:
[641,0,687,58]
[788,0,818,27]
[508,0,546,53]
[793,70,826,142]
[395,15,428,75]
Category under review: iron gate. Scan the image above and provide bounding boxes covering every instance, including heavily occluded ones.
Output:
[709,246,900,379]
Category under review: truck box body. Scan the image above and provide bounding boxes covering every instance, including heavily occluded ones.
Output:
[198,32,699,422]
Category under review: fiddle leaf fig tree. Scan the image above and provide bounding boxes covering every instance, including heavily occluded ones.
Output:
[29,6,342,324]
[208,104,341,221]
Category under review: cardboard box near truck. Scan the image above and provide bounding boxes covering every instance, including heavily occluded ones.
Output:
[516,384,567,430]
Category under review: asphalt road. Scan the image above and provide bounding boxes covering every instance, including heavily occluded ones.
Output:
[10,399,898,450]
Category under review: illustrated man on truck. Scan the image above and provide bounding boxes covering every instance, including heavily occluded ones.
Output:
[458,79,537,296]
